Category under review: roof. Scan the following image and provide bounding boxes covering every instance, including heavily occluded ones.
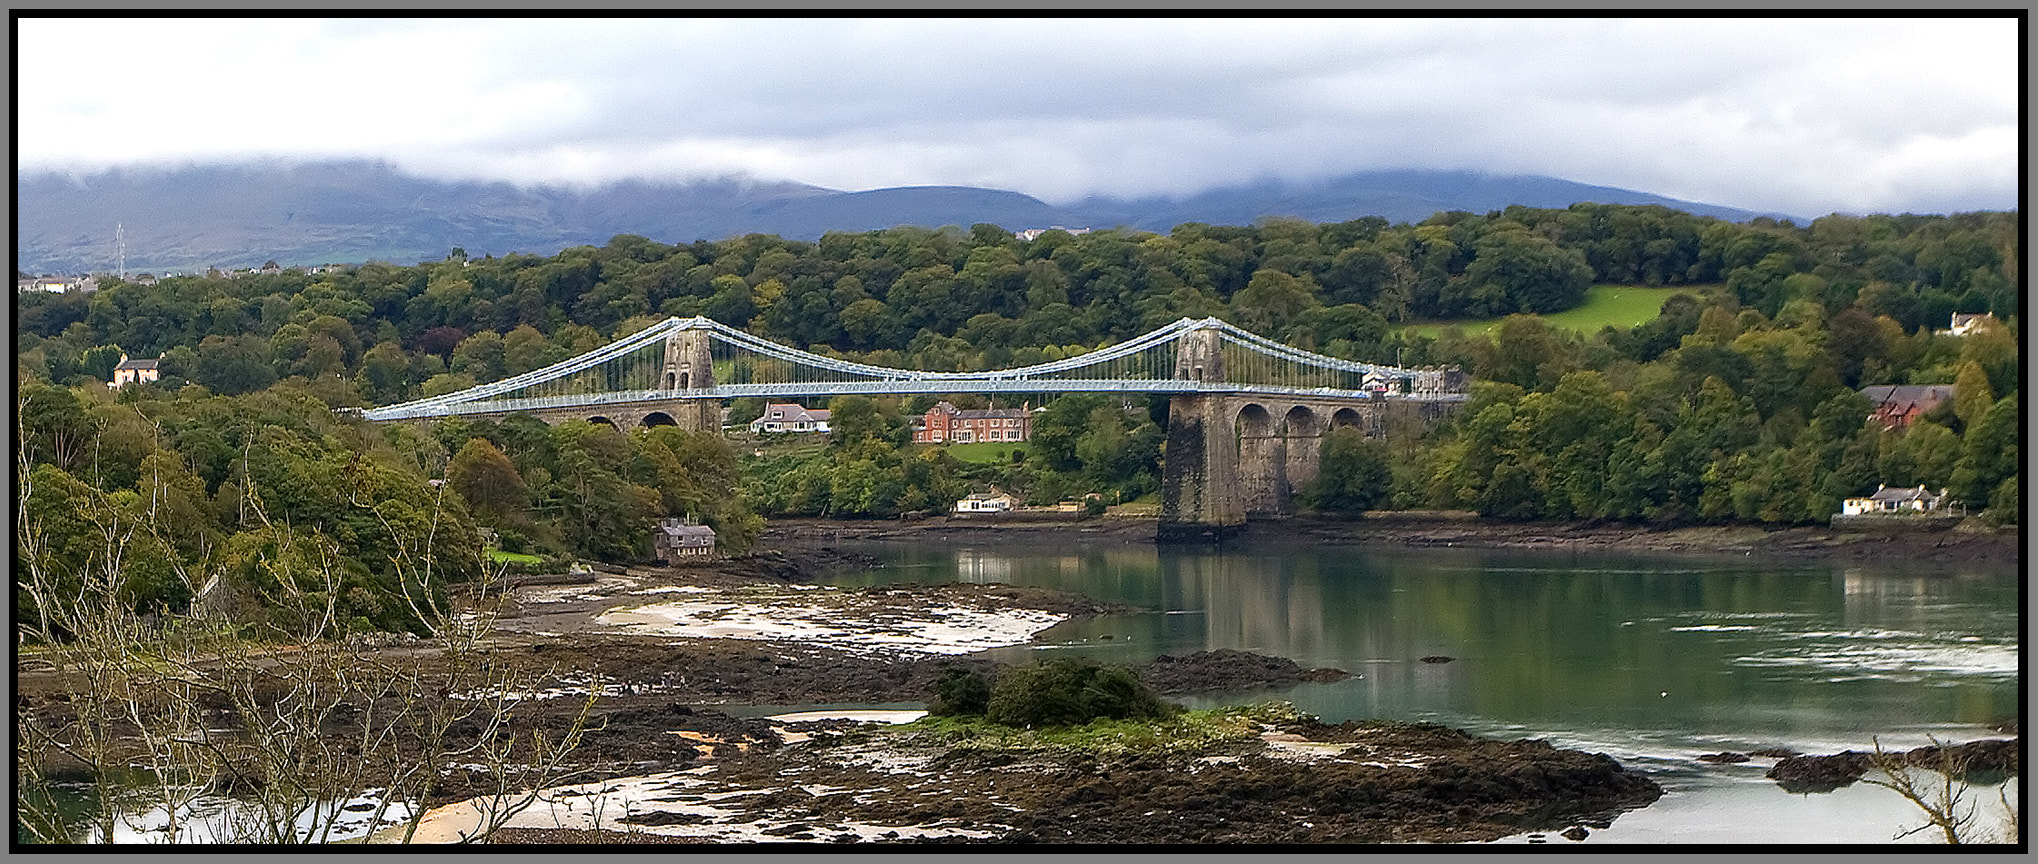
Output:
[659,523,717,537]
[1867,486,1938,503]
[758,403,830,423]
[963,492,1013,501]
[113,357,159,371]
[929,401,1026,420]
[1859,385,1954,406]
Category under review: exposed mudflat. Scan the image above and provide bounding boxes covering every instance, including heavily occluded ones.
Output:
[388,556,1662,843]
[761,513,2020,566]
[403,710,1662,844]
[21,545,1665,845]
[24,522,2020,845]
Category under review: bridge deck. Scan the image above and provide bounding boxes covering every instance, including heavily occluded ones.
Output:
[360,381,1464,422]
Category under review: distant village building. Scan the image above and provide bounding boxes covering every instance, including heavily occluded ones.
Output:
[1858,384,1956,432]
[1013,227,1093,242]
[652,517,717,562]
[1408,366,1468,398]
[913,401,1032,444]
[17,275,94,293]
[1945,312,1998,336]
[749,403,831,434]
[109,354,161,388]
[1840,485,1952,517]
[954,490,1017,514]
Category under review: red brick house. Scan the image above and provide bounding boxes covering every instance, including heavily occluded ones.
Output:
[1858,385,1956,432]
[913,401,1032,444]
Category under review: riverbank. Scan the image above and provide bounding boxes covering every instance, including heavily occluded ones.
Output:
[760,512,2021,567]
[19,549,1669,845]
[23,515,2015,845]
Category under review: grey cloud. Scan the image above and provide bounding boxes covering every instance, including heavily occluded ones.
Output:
[16,18,2019,217]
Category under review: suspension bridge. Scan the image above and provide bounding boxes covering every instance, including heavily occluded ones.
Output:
[358,316,1467,538]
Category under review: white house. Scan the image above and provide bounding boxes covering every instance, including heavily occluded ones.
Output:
[748,403,831,434]
[1947,312,1998,336]
[17,276,93,293]
[954,490,1017,514]
[109,354,161,388]
[1013,227,1093,242]
[1840,485,1952,516]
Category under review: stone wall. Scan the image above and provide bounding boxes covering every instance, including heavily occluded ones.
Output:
[1159,394,1389,539]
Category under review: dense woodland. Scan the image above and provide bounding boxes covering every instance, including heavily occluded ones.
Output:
[16,204,2021,634]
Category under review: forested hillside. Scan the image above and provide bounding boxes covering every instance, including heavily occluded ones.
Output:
[17,204,2020,632]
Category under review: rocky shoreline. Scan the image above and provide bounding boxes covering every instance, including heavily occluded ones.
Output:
[20,518,2016,845]
[760,512,2021,567]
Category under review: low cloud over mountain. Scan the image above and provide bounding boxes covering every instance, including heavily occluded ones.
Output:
[18,161,1779,275]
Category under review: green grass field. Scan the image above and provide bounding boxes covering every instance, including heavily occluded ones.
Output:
[487,550,544,565]
[1397,284,1705,339]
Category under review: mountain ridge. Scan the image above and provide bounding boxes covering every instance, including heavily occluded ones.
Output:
[17,161,1794,275]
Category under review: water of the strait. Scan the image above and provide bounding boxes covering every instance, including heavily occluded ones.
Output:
[811,536,2022,844]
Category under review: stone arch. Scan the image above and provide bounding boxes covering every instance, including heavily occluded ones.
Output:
[1282,405,1324,504]
[665,371,677,390]
[1330,407,1364,429]
[642,412,677,428]
[1234,403,1283,516]
[1281,405,1320,437]
[1235,403,1275,437]
[587,416,620,430]
[677,370,691,389]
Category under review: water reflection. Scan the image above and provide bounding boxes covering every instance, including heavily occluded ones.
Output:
[955,549,1013,583]
[829,541,2020,748]
[824,540,2022,842]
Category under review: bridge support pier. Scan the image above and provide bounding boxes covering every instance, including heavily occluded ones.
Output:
[1158,394,1245,542]
[1159,391,1386,541]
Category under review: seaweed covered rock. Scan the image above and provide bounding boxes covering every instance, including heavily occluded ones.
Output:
[1138,649,1351,695]
[986,657,1179,728]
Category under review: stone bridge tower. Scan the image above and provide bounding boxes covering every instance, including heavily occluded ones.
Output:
[1159,325,1245,541]
[660,326,721,432]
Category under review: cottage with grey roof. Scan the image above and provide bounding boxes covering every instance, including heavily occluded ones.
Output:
[652,518,717,562]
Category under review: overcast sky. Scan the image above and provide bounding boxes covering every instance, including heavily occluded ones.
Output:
[16,17,2020,218]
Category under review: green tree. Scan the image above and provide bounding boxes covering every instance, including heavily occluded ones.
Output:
[1476,316,1580,392]
[1950,394,2018,509]
[1304,427,1391,512]
[826,396,903,451]
[450,330,507,383]
[1074,400,1162,488]
[502,324,560,376]
[1029,394,1104,472]
[1464,227,1593,314]
[1956,319,2018,396]
[79,344,128,383]
[447,437,528,526]
[1950,361,1995,430]
[1229,269,1320,336]
[191,334,277,395]
[18,383,98,472]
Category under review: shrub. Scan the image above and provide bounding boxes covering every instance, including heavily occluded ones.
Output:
[929,665,992,716]
[984,657,1178,728]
